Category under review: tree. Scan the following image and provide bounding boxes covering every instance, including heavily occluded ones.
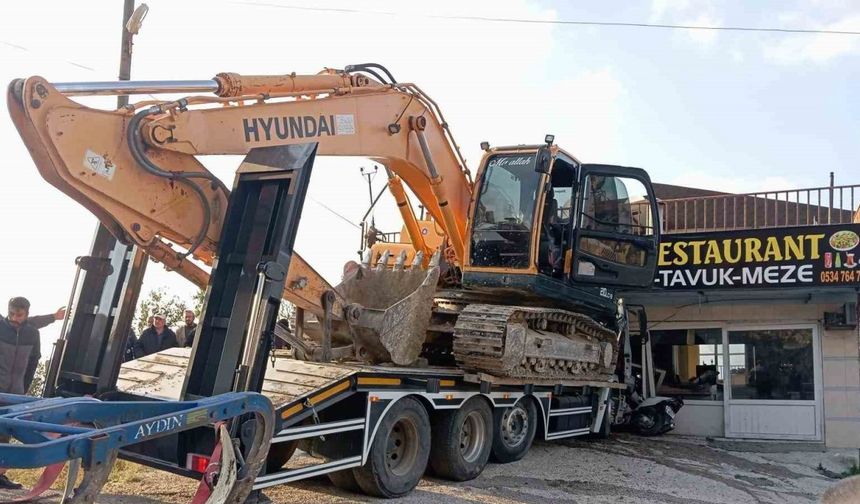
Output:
[279,301,295,323]
[192,288,206,315]
[134,287,187,334]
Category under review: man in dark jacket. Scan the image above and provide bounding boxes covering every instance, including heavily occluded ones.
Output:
[124,328,138,362]
[175,309,198,348]
[0,297,42,489]
[134,313,176,358]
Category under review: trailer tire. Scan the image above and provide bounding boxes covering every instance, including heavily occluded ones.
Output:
[490,397,537,463]
[328,468,361,492]
[353,396,430,498]
[265,440,298,473]
[429,397,493,481]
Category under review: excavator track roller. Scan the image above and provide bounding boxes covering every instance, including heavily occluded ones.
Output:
[452,304,618,381]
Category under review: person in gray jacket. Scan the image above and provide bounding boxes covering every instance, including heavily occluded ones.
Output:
[28,306,66,331]
[174,309,198,348]
[0,296,43,489]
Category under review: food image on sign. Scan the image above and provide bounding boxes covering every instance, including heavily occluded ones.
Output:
[829,230,859,251]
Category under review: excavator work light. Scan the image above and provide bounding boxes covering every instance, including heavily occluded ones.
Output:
[480,141,490,151]
[544,134,555,145]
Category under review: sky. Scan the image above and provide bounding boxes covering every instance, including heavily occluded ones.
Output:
[0,0,858,357]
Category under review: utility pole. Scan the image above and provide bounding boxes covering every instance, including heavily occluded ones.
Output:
[360,166,379,252]
[118,0,148,107]
[360,166,378,207]
[117,0,135,108]
[44,1,152,397]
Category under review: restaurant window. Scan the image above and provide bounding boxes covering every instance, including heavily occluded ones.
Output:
[649,328,723,401]
[727,328,814,401]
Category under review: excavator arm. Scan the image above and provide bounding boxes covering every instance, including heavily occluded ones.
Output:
[7,68,473,320]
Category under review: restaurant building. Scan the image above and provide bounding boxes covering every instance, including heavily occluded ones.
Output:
[625,181,860,448]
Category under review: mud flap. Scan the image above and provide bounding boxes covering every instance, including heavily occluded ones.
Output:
[192,423,238,504]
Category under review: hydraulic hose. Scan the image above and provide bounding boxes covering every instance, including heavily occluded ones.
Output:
[351,68,387,85]
[126,106,225,258]
[345,63,397,84]
[414,129,465,265]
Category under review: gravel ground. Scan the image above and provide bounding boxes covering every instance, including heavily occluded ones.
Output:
[2,434,848,503]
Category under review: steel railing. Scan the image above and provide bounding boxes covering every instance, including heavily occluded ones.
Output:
[650,184,860,234]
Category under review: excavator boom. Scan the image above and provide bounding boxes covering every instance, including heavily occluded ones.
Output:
[7,69,472,322]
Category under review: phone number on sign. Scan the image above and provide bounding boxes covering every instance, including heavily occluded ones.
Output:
[820,270,860,283]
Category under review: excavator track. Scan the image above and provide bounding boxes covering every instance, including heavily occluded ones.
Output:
[453,304,618,381]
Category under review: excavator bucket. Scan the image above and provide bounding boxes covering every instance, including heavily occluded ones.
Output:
[337,250,441,365]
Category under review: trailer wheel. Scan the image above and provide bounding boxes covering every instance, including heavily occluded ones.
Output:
[353,397,430,498]
[490,397,537,463]
[265,440,298,473]
[327,468,361,492]
[429,397,493,481]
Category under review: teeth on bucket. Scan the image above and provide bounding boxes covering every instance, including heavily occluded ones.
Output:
[376,250,391,271]
[411,250,424,268]
[429,249,441,267]
[394,250,407,270]
[361,249,372,268]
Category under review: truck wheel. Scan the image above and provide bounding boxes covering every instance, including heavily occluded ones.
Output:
[265,440,297,473]
[353,397,431,498]
[632,406,665,436]
[429,397,493,481]
[491,397,537,463]
[327,469,361,492]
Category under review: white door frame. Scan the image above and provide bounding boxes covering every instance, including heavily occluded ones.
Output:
[722,323,823,441]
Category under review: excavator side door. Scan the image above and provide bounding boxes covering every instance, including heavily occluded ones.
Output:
[568,164,660,288]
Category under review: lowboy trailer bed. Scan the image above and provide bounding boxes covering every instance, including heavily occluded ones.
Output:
[116,348,623,493]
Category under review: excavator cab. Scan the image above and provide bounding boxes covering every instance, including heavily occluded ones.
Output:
[464,142,660,312]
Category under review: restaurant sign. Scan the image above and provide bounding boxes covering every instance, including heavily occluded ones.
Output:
[655,224,860,289]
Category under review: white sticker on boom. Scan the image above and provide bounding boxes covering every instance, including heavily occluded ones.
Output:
[334,114,356,135]
[83,149,116,180]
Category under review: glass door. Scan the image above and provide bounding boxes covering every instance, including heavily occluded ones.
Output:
[723,326,822,440]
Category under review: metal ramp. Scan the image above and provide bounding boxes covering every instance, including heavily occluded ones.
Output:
[118,350,366,488]
[117,348,358,405]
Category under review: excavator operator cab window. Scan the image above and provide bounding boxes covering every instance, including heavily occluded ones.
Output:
[538,157,576,278]
[470,153,542,269]
[578,174,650,267]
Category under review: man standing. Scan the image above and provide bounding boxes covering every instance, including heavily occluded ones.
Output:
[133,313,177,358]
[124,328,138,362]
[0,297,42,489]
[174,309,198,348]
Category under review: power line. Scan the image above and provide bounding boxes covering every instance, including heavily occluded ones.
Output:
[235,1,860,36]
[2,40,98,72]
[309,197,361,229]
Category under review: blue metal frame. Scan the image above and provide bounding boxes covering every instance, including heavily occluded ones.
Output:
[0,392,273,469]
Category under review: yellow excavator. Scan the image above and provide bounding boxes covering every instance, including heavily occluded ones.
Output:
[8,64,660,382]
